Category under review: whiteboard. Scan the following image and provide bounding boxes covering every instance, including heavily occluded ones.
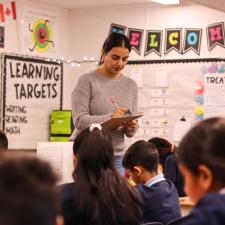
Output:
[124,58,225,145]
[1,54,63,149]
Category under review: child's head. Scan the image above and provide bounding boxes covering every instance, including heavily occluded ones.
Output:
[148,137,174,169]
[73,124,114,179]
[178,117,225,203]
[0,153,59,225]
[122,140,159,184]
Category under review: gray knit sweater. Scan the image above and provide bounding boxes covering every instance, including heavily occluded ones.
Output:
[70,69,138,155]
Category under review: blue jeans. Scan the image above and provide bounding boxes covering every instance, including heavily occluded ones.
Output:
[114,155,125,176]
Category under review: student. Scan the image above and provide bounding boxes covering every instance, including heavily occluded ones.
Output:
[175,117,225,225]
[59,123,142,225]
[122,140,181,225]
[70,32,139,176]
[148,137,185,197]
[0,153,62,225]
[0,130,8,151]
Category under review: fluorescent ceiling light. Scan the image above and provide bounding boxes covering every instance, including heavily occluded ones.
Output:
[151,0,180,5]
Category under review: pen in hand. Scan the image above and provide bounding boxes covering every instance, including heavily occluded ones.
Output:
[109,98,132,117]
[109,98,120,109]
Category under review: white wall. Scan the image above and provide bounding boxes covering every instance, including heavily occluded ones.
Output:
[1,0,225,115]
[65,0,225,108]
[68,0,225,61]
[1,0,69,56]
[0,0,70,109]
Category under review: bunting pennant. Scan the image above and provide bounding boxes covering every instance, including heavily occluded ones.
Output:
[109,23,126,35]
[0,1,17,23]
[145,30,163,56]
[206,22,225,50]
[165,28,182,54]
[127,28,144,55]
[183,28,202,55]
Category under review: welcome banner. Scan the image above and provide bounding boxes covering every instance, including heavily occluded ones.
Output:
[109,22,225,56]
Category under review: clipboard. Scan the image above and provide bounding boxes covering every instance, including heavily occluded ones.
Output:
[101,113,143,130]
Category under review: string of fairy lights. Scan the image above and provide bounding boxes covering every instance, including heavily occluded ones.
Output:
[0,53,100,69]
[45,56,99,67]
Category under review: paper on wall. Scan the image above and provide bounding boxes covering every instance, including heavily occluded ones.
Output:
[154,69,168,88]
[130,67,143,88]
[173,118,192,142]
[37,142,74,185]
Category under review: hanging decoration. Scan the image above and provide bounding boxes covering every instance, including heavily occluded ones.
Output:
[109,21,225,56]
[29,18,54,52]
[109,23,126,35]
[206,22,225,51]
[0,1,16,23]
[127,28,144,55]
[145,30,163,56]
[183,28,202,55]
[164,28,182,54]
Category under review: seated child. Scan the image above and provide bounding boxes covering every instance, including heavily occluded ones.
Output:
[176,117,225,225]
[122,140,181,225]
[0,152,62,225]
[149,137,185,197]
[58,124,143,225]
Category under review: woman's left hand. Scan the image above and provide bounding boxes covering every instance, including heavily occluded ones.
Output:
[122,120,138,133]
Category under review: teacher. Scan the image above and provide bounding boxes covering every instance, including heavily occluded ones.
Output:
[70,32,138,176]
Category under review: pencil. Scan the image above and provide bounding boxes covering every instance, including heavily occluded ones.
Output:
[109,98,120,109]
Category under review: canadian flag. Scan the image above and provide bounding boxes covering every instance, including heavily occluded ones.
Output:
[0,1,17,23]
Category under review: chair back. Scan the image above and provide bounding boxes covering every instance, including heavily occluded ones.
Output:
[167,216,186,225]
[141,222,163,225]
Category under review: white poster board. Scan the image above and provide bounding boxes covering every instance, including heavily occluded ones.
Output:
[37,142,74,185]
[2,54,62,149]
[124,59,225,145]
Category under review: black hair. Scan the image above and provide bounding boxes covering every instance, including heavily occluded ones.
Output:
[178,117,225,184]
[148,137,174,170]
[0,153,58,225]
[99,32,131,65]
[73,126,142,225]
[0,130,8,151]
[122,140,159,173]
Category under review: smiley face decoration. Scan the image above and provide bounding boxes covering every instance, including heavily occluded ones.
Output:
[29,18,54,52]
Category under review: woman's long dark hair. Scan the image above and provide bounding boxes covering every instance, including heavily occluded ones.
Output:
[99,32,131,65]
[73,127,142,225]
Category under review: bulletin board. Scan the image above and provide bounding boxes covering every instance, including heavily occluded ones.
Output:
[124,58,225,146]
[0,54,63,150]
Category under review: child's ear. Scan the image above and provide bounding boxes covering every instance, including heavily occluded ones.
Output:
[73,154,78,161]
[198,165,213,192]
[133,166,142,176]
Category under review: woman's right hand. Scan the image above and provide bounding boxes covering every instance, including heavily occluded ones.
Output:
[111,108,127,118]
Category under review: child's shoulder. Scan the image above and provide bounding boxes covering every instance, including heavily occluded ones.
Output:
[136,179,176,195]
[182,193,225,225]
[199,192,225,207]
